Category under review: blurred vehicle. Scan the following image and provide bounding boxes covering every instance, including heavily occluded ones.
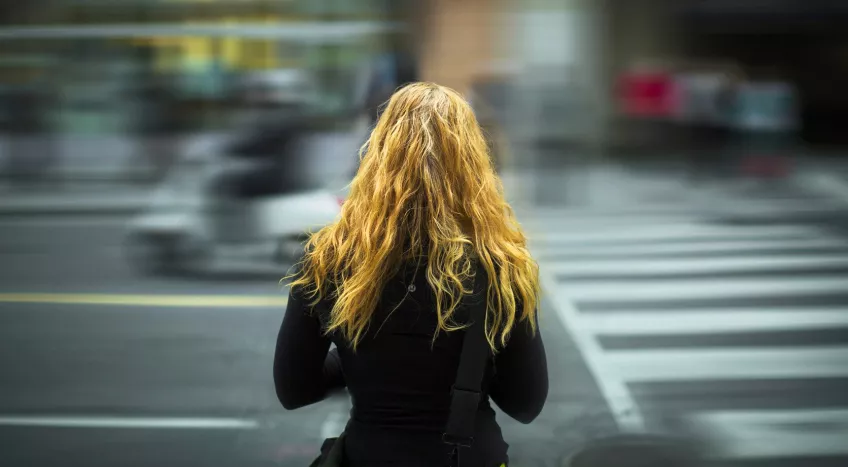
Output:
[124,72,368,276]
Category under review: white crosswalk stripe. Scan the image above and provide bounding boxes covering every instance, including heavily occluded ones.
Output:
[523,201,848,462]
[580,308,848,335]
[534,224,816,245]
[606,347,848,382]
[547,254,848,276]
[562,276,848,303]
[532,236,848,258]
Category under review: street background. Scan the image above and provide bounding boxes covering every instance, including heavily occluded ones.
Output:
[3,0,848,466]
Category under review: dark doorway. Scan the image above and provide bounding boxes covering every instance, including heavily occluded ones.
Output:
[678,0,848,147]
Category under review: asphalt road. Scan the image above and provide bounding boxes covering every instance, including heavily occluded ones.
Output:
[0,215,612,467]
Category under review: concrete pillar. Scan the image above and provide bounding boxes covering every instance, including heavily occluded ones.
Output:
[418,0,496,93]
[500,0,606,207]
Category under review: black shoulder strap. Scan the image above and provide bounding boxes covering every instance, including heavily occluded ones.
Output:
[443,268,491,466]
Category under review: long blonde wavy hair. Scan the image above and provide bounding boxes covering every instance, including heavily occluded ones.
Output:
[289,82,539,351]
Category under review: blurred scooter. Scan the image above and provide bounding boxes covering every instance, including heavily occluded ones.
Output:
[124,82,368,277]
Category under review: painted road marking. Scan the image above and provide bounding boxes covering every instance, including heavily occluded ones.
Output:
[0,217,129,228]
[607,347,848,382]
[563,276,848,304]
[539,271,645,432]
[0,416,259,429]
[582,308,848,336]
[536,224,814,245]
[519,206,697,220]
[531,237,848,258]
[548,254,848,277]
[0,293,288,308]
[523,215,700,232]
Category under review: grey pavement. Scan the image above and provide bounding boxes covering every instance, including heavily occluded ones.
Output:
[0,188,150,216]
[0,213,613,467]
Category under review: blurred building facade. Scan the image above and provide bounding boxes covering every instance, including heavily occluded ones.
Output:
[3,0,848,186]
[419,0,848,156]
[602,0,848,151]
[0,0,409,184]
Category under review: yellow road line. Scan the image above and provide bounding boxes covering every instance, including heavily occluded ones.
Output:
[0,293,288,308]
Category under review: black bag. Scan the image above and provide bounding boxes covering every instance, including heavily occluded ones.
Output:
[309,433,348,467]
[310,270,492,467]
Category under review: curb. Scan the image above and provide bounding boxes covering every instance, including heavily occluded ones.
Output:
[793,170,848,206]
[0,204,146,217]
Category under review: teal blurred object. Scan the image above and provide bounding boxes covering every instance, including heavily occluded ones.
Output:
[734,82,799,134]
[180,60,227,98]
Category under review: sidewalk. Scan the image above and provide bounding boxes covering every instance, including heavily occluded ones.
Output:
[505,157,848,228]
[703,155,848,217]
[4,155,846,218]
[502,162,693,212]
[0,187,150,216]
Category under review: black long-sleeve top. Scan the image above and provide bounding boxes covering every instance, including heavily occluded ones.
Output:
[274,261,548,467]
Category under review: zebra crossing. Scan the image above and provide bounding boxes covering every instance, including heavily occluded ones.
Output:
[522,200,848,465]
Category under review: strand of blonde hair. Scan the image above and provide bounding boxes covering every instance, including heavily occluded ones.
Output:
[288,82,539,351]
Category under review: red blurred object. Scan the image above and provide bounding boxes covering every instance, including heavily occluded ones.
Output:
[618,71,678,117]
[337,196,346,207]
[741,155,792,178]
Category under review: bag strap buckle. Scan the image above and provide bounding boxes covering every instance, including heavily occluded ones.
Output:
[442,433,474,448]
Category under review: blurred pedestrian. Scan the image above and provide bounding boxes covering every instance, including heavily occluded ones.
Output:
[131,57,183,185]
[468,73,510,173]
[4,84,57,189]
[364,36,420,125]
[676,70,734,183]
[150,75,182,183]
[275,83,548,467]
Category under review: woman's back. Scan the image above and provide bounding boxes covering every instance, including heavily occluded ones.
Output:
[273,82,548,467]
[277,261,546,466]
[340,261,504,466]
[340,262,475,432]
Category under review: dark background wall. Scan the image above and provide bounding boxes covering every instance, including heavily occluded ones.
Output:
[677,0,848,146]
